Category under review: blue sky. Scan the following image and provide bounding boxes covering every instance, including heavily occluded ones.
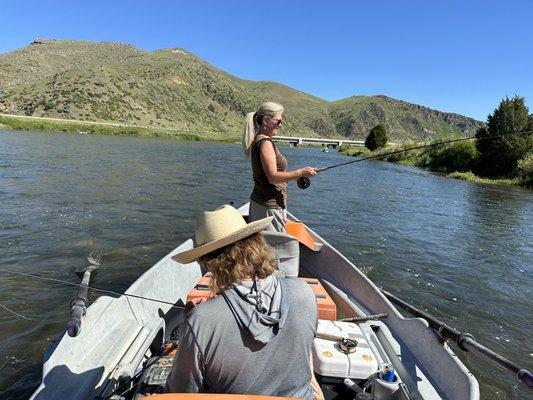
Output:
[1,0,531,121]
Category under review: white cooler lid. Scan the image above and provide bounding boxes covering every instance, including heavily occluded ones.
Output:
[312,319,379,379]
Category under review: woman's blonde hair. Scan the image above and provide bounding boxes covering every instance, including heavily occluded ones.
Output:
[198,233,277,294]
[242,101,284,157]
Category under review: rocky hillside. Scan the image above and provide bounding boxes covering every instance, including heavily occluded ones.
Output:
[0,40,483,140]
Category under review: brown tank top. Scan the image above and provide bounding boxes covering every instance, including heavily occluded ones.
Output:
[250,134,288,209]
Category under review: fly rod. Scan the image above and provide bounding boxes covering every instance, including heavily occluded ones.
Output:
[296,131,532,189]
[381,289,533,389]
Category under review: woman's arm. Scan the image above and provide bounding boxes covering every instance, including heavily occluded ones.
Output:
[260,141,316,185]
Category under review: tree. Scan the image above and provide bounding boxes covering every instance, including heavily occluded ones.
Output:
[475,96,533,177]
[365,124,388,151]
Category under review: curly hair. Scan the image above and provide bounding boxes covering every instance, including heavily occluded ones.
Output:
[198,233,277,294]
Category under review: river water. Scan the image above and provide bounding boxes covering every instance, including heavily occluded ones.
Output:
[0,130,531,399]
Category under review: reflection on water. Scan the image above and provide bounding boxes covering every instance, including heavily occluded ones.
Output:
[0,130,531,399]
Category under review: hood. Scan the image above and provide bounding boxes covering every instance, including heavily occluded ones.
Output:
[222,275,288,344]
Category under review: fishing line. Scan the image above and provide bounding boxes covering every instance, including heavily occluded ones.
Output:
[297,130,533,189]
[0,302,35,321]
[0,267,185,309]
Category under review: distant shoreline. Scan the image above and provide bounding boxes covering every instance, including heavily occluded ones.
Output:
[0,113,239,142]
[2,113,529,190]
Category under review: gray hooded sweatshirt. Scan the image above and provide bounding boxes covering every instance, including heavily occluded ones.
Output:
[166,276,317,399]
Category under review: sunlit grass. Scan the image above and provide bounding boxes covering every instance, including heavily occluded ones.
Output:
[447,172,521,187]
[0,115,239,142]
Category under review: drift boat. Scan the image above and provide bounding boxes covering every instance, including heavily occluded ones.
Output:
[30,203,481,400]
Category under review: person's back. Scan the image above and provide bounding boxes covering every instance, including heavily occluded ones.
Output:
[166,205,318,399]
[166,277,317,399]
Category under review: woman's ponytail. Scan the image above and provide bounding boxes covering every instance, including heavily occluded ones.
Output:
[242,112,258,158]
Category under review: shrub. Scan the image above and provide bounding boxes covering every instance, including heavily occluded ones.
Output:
[365,124,388,151]
[475,96,533,177]
[517,152,533,187]
[384,142,422,164]
[424,140,479,172]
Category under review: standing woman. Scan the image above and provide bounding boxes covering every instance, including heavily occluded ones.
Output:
[243,102,316,232]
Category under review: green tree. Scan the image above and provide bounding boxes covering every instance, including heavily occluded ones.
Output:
[365,124,388,151]
[475,96,533,177]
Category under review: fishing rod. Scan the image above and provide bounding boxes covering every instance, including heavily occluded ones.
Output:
[381,289,533,389]
[296,130,532,189]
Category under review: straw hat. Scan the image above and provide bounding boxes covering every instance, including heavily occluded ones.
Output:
[172,205,273,264]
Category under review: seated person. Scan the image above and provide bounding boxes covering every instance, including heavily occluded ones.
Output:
[166,205,317,399]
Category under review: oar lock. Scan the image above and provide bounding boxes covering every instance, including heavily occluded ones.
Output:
[457,332,475,352]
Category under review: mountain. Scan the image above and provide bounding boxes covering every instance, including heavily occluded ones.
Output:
[0,40,483,140]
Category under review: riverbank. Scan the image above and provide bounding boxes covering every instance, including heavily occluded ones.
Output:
[339,143,530,189]
[0,114,239,142]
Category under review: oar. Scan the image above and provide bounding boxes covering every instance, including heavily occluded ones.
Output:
[381,289,533,389]
[67,264,99,337]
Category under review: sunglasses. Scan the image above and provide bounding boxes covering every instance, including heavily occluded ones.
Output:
[267,116,283,127]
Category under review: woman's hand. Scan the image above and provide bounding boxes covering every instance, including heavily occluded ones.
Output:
[298,167,317,178]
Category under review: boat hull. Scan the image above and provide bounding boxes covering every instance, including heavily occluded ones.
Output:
[31,203,479,400]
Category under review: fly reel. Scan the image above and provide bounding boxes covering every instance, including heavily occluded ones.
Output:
[297,176,311,189]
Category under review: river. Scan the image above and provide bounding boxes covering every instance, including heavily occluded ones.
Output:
[0,130,531,399]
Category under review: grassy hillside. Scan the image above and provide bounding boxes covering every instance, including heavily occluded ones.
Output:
[0,39,483,140]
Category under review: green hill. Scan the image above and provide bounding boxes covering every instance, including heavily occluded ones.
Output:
[0,39,483,140]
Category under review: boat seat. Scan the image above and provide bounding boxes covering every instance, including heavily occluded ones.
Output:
[285,220,323,252]
[260,231,300,277]
[187,274,337,320]
[301,278,337,320]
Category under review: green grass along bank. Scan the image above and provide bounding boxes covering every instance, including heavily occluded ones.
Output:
[0,113,343,146]
[0,114,239,142]
[339,142,532,189]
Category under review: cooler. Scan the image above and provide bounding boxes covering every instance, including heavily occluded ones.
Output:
[312,320,379,379]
